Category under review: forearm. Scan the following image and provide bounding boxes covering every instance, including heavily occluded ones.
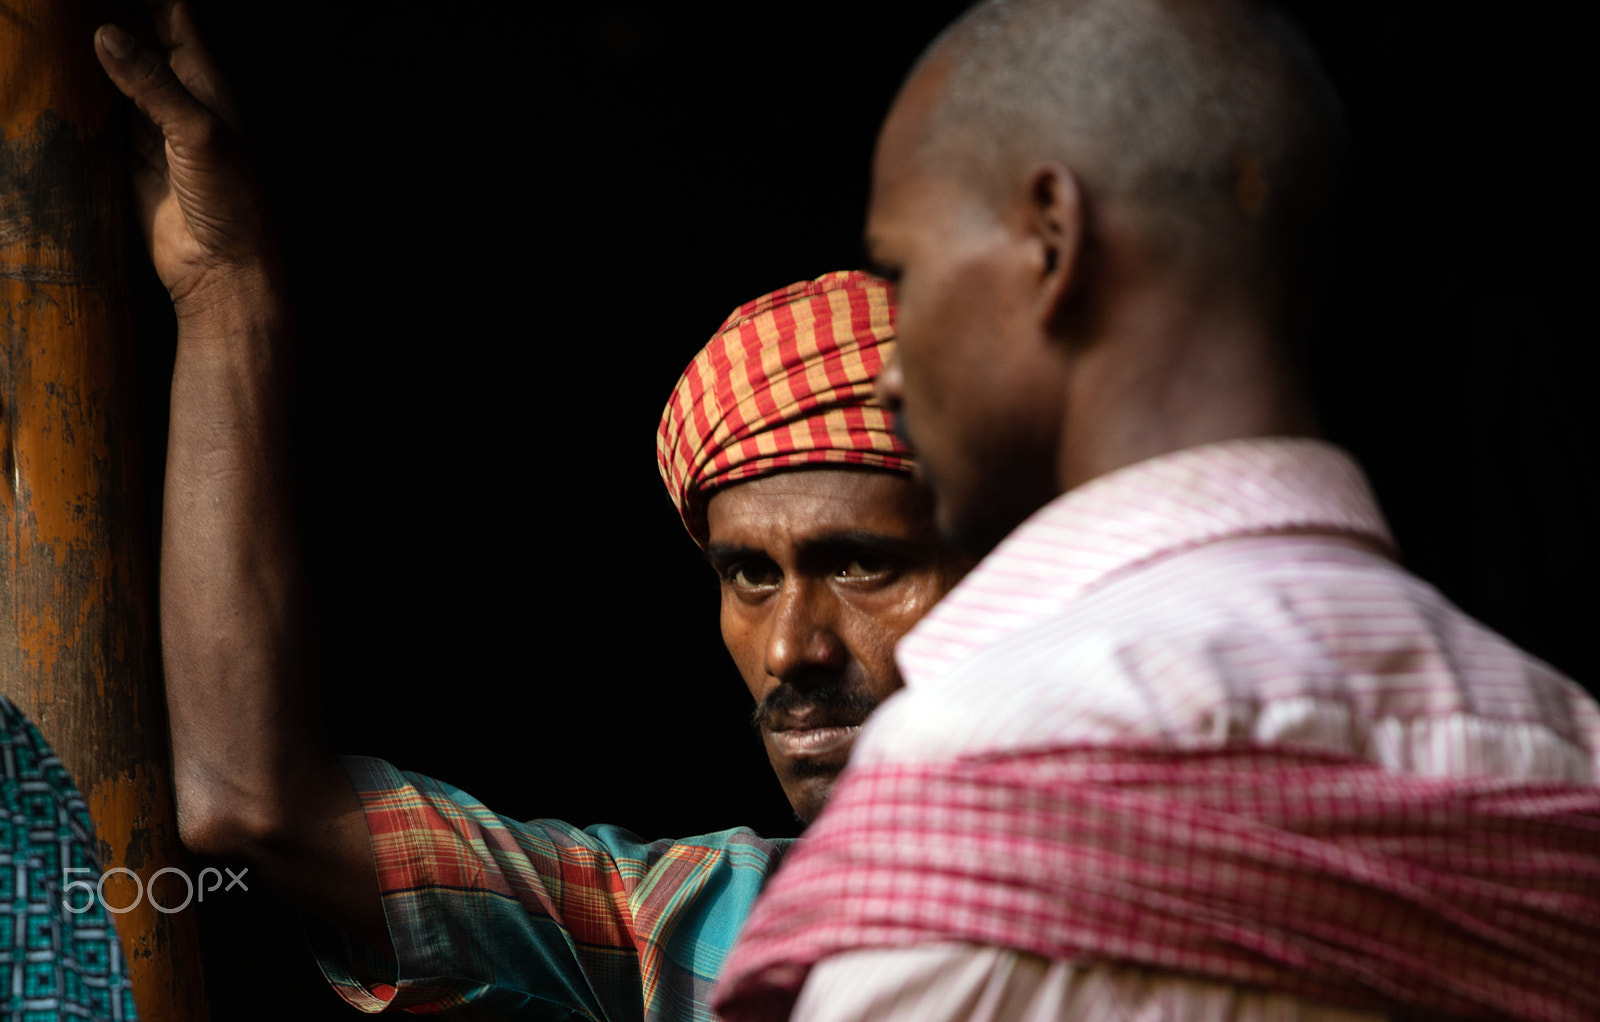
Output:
[160,272,386,946]
[160,266,321,849]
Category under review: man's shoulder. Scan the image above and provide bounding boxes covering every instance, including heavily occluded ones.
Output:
[863,529,1597,779]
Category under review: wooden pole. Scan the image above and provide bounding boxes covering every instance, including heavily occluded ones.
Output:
[1,3,209,1019]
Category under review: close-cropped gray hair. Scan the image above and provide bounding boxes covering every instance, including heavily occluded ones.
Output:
[916,0,1344,288]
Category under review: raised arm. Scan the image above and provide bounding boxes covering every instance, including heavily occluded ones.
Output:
[95,3,386,950]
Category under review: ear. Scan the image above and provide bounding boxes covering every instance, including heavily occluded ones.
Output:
[1024,163,1084,332]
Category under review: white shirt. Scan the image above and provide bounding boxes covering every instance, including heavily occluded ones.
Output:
[787,439,1598,1022]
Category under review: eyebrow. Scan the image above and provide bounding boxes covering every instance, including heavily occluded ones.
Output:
[706,529,931,570]
[704,542,762,568]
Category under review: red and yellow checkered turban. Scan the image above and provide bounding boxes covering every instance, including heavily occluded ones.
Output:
[658,270,913,545]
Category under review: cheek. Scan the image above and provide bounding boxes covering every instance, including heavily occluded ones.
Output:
[845,582,943,697]
[895,297,956,398]
[896,281,1000,434]
[891,319,962,466]
[718,598,768,700]
[894,263,959,370]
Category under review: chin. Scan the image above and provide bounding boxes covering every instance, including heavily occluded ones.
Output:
[786,772,841,826]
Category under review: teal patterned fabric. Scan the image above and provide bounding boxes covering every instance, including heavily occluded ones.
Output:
[312,757,793,1020]
[0,697,137,1020]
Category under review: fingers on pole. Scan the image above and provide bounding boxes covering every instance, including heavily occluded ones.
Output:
[161,3,244,134]
[96,22,216,156]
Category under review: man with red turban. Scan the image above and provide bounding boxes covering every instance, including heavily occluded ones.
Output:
[91,12,966,1007]
[287,271,960,1018]
[659,270,962,824]
[93,3,969,1016]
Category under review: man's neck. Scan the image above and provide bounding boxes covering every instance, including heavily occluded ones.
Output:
[1055,284,1317,493]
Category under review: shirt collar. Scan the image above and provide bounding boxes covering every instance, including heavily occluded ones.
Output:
[897,438,1395,686]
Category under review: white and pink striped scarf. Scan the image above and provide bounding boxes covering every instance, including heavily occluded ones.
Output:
[716,745,1600,1020]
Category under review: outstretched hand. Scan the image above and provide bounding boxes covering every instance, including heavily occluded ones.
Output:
[95,2,278,320]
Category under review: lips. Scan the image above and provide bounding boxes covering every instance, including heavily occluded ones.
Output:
[762,704,871,762]
[755,684,880,767]
[766,723,863,759]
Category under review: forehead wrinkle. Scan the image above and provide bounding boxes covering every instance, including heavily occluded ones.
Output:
[715,501,834,548]
[705,495,813,555]
[712,498,933,555]
[706,469,930,547]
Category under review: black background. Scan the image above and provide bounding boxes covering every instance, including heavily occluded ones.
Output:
[115,2,1593,1017]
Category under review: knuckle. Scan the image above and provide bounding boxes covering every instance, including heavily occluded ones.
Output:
[128,49,175,94]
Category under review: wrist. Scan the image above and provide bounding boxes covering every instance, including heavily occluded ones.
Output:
[172,261,292,342]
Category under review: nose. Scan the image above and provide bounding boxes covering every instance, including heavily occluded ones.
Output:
[875,348,903,411]
[763,580,848,685]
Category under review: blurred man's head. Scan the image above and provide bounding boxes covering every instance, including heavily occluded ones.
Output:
[659,272,964,822]
[870,0,1342,555]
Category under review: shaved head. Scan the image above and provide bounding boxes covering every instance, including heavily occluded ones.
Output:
[867,0,1341,549]
[915,0,1344,310]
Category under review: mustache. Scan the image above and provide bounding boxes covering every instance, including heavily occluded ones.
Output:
[751,683,881,732]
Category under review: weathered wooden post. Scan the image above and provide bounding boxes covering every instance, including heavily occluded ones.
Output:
[1,2,209,1018]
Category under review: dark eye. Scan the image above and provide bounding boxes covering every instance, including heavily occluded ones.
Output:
[727,562,780,591]
[837,555,893,580]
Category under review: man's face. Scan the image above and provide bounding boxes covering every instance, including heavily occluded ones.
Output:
[705,468,957,823]
[868,59,1066,556]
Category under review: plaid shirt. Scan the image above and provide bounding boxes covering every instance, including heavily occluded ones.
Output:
[312,756,791,1020]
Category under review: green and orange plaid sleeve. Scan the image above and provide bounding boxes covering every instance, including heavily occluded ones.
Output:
[308,756,791,1021]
